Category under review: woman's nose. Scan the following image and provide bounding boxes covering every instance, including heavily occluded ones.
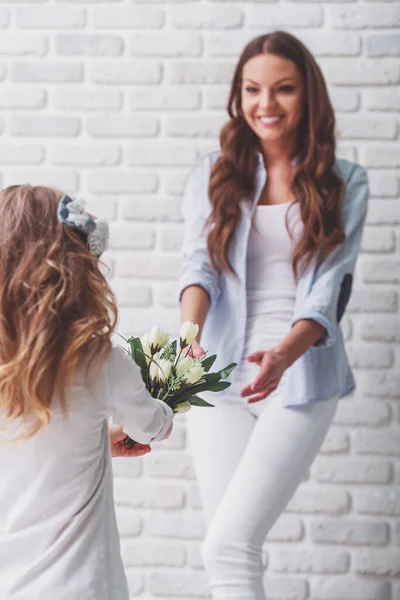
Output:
[258,89,273,109]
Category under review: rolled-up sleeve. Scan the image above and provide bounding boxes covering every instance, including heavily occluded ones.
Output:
[292,164,369,347]
[106,347,173,444]
[179,156,221,307]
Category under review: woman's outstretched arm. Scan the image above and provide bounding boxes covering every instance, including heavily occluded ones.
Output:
[240,319,325,403]
[180,284,210,356]
[180,285,210,338]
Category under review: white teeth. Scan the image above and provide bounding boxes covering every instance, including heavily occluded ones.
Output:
[259,116,281,124]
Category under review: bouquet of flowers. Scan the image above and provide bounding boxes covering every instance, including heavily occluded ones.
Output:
[121,321,236,447]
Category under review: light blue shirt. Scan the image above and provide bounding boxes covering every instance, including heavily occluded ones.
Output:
[179,153,369,407]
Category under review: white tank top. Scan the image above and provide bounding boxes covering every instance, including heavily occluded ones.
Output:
[244,201,303,351]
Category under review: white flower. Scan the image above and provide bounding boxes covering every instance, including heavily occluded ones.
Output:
[148,326,169,354]
[149,354,172,385]
[149,352,161,382]
[176,355,204,385]
[185,363,204,384]
[158,358,172,382]
[179,321,199,348]
[140,334,151,365]
[174,401,191,414]
[175,355,195,378]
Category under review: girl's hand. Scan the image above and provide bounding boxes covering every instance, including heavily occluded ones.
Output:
[240,348,288,403]
[185,339,205,359]
[109,423,151,458]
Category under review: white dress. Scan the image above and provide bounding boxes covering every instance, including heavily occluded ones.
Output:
[0,347,173,600]
[230,201,304,396]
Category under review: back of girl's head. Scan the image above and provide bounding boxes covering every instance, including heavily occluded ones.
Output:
[0,185,118,438]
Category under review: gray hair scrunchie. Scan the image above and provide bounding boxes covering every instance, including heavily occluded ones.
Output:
[57,194,109,257]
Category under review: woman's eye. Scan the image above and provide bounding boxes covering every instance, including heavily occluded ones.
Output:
[278,85,295,93]
[245,87,258,93]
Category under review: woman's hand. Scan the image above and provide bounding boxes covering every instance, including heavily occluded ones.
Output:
[240,348,289,403]
[185,339,205,359]
[109,423,151,458]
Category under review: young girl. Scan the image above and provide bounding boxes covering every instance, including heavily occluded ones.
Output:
[180,32,369,598]
[0,185,173,600]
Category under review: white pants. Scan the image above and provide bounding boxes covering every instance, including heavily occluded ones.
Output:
[187,383,338,600]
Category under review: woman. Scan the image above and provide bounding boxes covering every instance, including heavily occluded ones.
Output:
[179,32,368,599]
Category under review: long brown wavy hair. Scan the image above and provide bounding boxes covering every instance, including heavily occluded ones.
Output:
[207,31,345,277]
[0,185,118,438]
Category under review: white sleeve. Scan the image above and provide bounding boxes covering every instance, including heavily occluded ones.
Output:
[105,347,173,444]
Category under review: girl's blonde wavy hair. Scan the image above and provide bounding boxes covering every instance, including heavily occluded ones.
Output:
[0,185,118,438]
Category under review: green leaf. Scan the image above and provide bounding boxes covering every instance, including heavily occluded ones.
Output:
[128,337,147,384]
[175,379,207,395]
[189,396,214,408]
[171,389,203,405]
[201,354,217,373]
[202,372,222,384]
[171,379,231,404]
[217,362,237,379]
[206,381,231,392]
[170,383,210,404]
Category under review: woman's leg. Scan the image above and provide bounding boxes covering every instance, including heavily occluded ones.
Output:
[186,396,258,525]
[201,393,339,600]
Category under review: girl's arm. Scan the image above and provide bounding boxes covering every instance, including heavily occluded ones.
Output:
[107,348,174,444]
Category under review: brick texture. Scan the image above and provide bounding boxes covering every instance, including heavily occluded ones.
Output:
[0,2,398,597]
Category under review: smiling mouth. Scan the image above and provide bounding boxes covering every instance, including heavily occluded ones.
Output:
[258,116,283,126]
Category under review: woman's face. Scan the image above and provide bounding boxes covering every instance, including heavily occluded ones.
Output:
[241,52,304,147]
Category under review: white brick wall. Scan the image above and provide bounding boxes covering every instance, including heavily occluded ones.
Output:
[0,2,398,598]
